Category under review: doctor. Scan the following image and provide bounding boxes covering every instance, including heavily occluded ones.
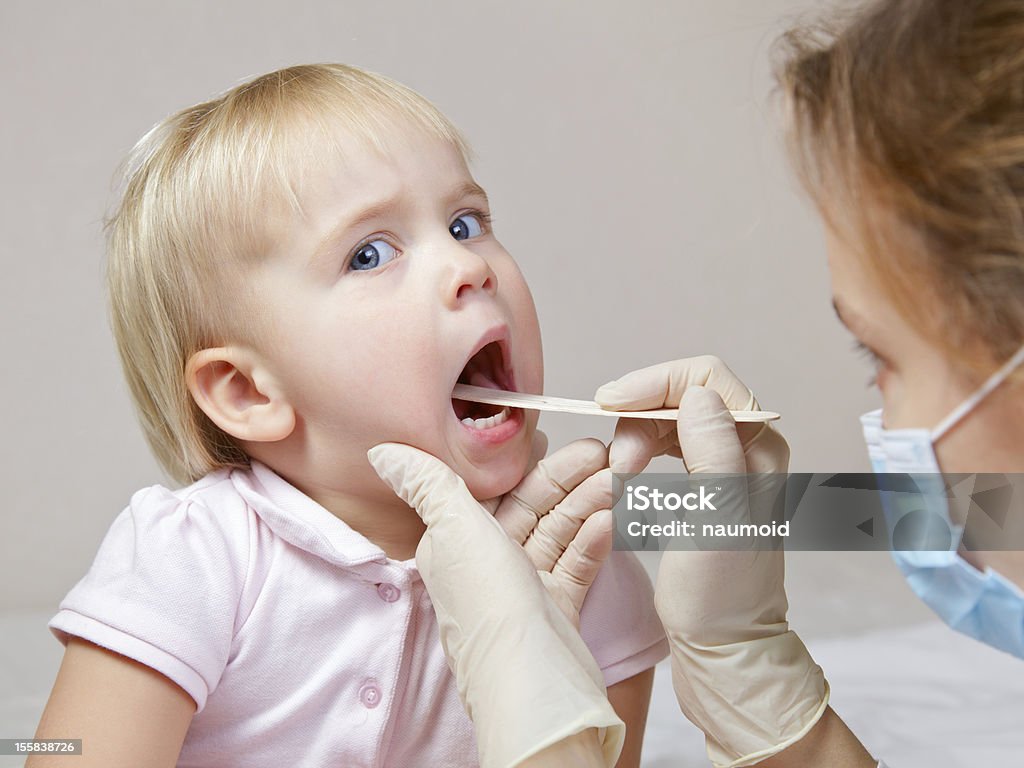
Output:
[369,0,1024,765]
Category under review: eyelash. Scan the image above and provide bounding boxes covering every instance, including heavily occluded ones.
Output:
[343,210,494,272]
[344,233,400,273]
[459,208,493,233]
[852,340,882,387]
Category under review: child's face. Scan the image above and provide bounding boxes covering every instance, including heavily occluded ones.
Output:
[246,121,542,502]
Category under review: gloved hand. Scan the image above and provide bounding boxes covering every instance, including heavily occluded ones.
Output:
[489,435,615,626]
[596,357,829,768]
[367,442,624,768]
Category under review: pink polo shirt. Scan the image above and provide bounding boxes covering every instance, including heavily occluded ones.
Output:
[49,460,667,767]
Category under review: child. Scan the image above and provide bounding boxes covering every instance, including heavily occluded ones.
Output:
[35,64,667,766]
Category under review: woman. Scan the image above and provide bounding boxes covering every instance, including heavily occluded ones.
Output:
[591,1,1024,764]
[371,0,1024,765]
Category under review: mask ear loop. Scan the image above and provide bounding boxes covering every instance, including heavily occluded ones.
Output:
[931,342,1024,442]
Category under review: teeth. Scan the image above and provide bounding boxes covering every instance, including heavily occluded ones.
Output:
[460,407,511,430]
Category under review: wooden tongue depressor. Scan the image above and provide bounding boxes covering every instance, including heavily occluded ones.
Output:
[452,384,780,423]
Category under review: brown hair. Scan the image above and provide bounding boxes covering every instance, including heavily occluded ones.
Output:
[778,0,1024,378]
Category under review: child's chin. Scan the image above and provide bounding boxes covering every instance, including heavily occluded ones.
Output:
[466,474,517,502]
[464,460,527,502]
[459,426,534,500]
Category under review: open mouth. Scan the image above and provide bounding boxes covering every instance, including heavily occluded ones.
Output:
[451,340,519,430]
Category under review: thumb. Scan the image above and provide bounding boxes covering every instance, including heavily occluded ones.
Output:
[367,442,468,527]
[677,386,747,474]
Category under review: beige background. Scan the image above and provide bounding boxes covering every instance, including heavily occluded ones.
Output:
[0,0,932,634]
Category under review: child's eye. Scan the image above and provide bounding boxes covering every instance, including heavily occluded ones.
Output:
[348,239,397,272]
[449,213,485,241]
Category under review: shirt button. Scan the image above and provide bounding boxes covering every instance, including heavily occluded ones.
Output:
[376,583,401,603]
[359,680,382,709]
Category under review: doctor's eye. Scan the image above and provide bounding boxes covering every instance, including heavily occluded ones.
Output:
[348,239,398,272]
[449,212,488,241]
[852,340,882,387]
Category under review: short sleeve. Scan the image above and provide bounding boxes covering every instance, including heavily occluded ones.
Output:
[578,551,668,687]
[48,484,250,712]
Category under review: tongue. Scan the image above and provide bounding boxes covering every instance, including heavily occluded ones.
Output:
[468,370,501,390]
[452,370,503,420]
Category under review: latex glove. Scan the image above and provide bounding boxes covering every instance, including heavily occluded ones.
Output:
[490,436,615,626]
[595,355,777,475]
[368,443,624,768]
[596,358,829,768]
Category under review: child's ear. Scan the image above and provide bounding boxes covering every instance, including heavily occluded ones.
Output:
[185,347,295,442]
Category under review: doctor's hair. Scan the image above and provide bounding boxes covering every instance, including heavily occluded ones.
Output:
[778,0,1024,380]
[105,63,470,485]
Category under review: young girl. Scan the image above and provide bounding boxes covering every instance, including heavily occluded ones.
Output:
[31,64,666,767]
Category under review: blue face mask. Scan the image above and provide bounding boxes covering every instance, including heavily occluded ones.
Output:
[860,343,1024,659]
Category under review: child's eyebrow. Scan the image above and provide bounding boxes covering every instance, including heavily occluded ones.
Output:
[450,181,490,207]
[308,198,401,270]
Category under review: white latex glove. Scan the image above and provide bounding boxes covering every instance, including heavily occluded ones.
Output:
[596,357,829,768]
[367,442,624,768]
[490,435,615,626]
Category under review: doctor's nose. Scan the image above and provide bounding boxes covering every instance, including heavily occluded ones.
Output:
[441,243,497,308]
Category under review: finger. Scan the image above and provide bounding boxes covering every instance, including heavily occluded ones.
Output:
[524,468,614,572]
[595,355,759,412]
[367,442,472,527]
[676,386,747,474]
[494,438,608,544]
[744,424,791,473]
[607,417,679,475]
[549,509,614,620]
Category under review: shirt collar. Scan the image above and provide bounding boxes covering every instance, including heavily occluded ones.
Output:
[233,460,410,571]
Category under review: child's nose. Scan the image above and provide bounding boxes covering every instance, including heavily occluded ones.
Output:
[440,242,497,308]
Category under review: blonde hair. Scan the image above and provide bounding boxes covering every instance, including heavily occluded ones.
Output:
[778,0,1024,379]
[107,63,469,485]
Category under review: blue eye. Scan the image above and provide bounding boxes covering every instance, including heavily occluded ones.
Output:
[449,213,484,241]
[349,239,397,271]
